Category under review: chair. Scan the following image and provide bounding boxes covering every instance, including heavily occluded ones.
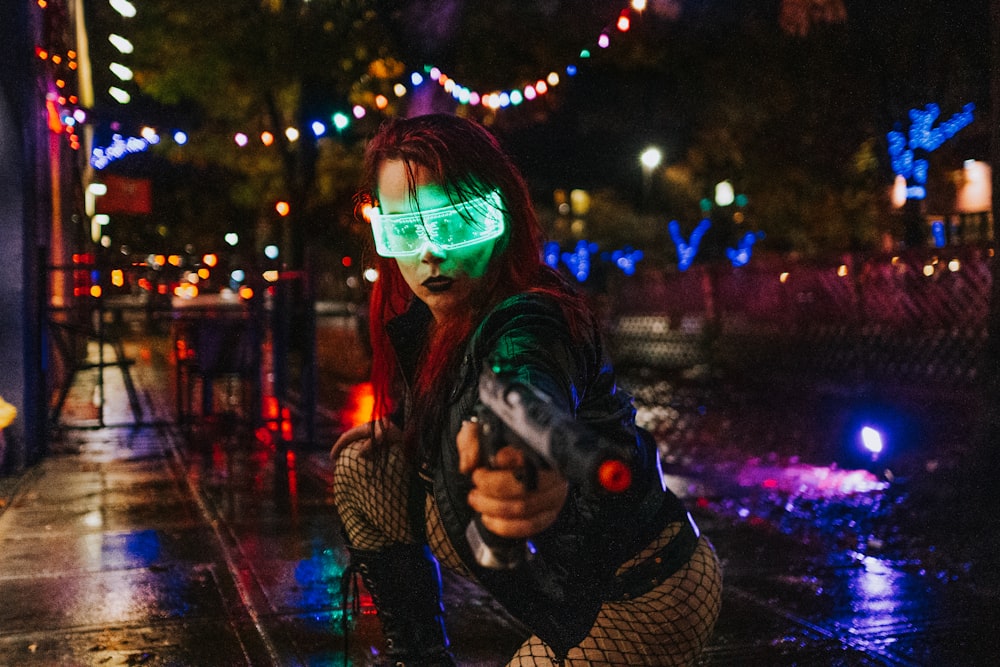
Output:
[174,314,261,431]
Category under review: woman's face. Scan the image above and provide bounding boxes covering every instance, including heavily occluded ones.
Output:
[376,159,498,322]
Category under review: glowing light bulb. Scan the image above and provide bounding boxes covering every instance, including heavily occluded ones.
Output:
[598,34,610,48]
[109,0,137,18]
[860,426,883,455]
[109,62,133,81]
[108,34,133,54]
[108,86,131,104]
[234,133,249,147]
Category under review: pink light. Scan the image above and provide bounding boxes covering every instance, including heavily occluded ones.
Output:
[598,33,610,48]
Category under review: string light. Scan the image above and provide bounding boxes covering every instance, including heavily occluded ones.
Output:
[90,3,642,157]
[91,132,160,169]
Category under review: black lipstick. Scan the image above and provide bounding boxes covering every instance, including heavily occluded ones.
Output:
[422,276,454,293]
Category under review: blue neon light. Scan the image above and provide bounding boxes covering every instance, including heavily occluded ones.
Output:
[931,221,947,248]
[725,231,765,268]
[561,240,597,282]
[860,426,884,457]
[543,241,561,269]
[669,218,711,271]
[887,102,974,201]
[610,247,644,275]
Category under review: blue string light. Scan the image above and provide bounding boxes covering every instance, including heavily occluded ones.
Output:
[91,132,160,170]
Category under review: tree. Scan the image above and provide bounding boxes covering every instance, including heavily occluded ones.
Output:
[89,0,401,270]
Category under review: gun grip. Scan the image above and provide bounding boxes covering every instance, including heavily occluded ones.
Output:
[465,517,534,569]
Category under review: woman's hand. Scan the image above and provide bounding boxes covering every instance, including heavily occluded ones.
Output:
[457,420,569,539]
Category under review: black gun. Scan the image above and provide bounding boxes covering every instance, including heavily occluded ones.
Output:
[464,364,634,569]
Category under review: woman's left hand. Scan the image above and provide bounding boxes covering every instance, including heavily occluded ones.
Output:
[457,420,569,539]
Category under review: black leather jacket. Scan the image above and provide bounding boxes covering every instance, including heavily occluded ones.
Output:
[386,291,687,657]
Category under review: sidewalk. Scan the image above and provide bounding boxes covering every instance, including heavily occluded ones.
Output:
[0,335,525,666]
[1,333,999,665]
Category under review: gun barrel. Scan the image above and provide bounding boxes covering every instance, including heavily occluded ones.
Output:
[478,369,632,494]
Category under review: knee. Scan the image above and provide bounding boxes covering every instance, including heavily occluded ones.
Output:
[331,437,375,498]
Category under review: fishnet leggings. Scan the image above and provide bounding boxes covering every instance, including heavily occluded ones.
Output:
[333,439,723,666]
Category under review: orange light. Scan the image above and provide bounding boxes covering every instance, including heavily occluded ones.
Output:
[263,396,280,421]
[281,407,293,441]
[275,201,290,216]
[238,285,254,300]
[261,131,274,146]
[360,202,374,222]
[90,285,102,298]
[344,382,376,428]
[202,253,218,267]
[168,254,182,267]
[597,459,632,493]
[197,268,210,279]
[375,95,388,109]
[111,269,124,287]
[45,99,62,133]
[173,283,199,298]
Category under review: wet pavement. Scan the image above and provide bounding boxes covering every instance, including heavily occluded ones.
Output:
[2,331,999,666]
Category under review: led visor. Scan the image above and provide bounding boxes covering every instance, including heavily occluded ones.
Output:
[369,191,505,258]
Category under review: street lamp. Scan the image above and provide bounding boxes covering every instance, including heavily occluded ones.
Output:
[714,180,735,207]
[640,146,663,211]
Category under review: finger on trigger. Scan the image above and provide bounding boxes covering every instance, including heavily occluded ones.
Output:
[457,419,480,474]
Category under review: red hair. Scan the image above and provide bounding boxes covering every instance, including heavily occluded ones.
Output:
[358,114,589,454]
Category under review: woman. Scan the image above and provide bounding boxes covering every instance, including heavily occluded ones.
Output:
[332,113,722,666]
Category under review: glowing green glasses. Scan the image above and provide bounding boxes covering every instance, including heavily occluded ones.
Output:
[368,191,506,258]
